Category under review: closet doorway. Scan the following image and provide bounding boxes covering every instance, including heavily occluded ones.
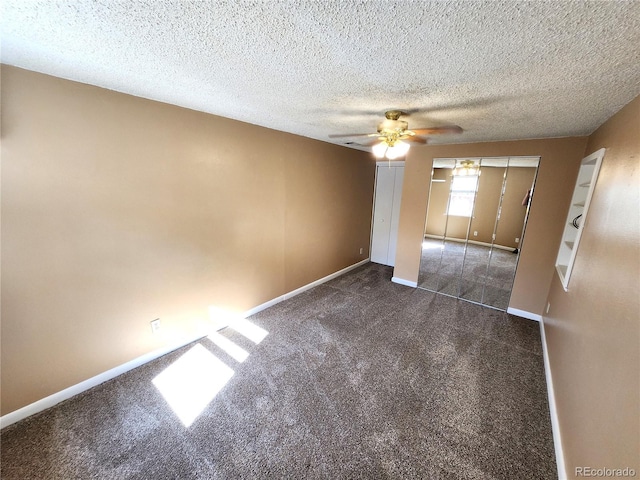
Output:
[370,162,404,266]
[418,157,539,310]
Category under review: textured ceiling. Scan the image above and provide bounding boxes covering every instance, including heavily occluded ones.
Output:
[2,1,639,149]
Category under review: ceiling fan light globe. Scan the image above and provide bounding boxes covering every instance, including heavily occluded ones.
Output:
[386,141,410,160]
[372,141,388,158]
[386,149,400,160]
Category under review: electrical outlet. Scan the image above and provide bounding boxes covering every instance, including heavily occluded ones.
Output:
[150,318,161,334]
[473,231,478,237]
[359,247,363,255]
[515,237,520,243]
[546,303,551,314]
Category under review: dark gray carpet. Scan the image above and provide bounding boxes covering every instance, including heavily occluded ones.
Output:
[1,263,556,479]
[418,240,518,310]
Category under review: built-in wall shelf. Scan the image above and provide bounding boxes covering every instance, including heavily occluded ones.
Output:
[557,264,568,278]
[555,148,605,291]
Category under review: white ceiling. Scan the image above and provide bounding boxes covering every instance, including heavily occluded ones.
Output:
[2,1,639,150]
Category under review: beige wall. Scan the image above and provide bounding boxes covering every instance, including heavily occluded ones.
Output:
[470,166,507,245]
[424,168,452,237]
[394,136,588,314]
[494,167,536,249]
[544,96,639,477]
[0,66,375,415]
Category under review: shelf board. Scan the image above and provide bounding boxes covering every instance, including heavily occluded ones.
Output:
[557,264,568,277]
[579,182,591,187]
[565,241,575,249]
[573,201,585,207]
[431,179,446,183]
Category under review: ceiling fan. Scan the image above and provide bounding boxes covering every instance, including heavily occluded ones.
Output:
[329,110,463,159]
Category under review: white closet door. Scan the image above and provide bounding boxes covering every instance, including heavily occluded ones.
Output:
[387,166,404,265]
[370,165,404,266]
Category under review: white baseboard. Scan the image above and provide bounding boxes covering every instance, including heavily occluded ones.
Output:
[539,318,567,480]
[391,276,418,288]
[243,258,370,318]
[506,307,542,322]
[1,258,370,429]
[424,234,517,252]
[0,333,206,429]
[466,239,517,252]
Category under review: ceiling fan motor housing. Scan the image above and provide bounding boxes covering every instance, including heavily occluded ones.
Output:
[378,118,409,135]
[328,109,460,147]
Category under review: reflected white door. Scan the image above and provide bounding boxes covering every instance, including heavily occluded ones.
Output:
[371,165,404,266]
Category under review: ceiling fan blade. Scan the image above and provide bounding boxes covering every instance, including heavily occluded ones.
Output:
[328,132,378,138]
[404,136,428,144]
[354,138,383,147]
[411,125,463,135]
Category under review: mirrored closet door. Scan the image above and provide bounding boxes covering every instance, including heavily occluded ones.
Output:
[417,156,539,310]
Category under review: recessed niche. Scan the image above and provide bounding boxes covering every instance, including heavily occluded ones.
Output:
[555,148,606,291]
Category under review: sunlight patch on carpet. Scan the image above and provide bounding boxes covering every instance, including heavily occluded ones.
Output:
[228,318,269,344]
[208,306,269,345]
[152,344,234,427]
[207,331,249,363]
[422,240,445,250]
